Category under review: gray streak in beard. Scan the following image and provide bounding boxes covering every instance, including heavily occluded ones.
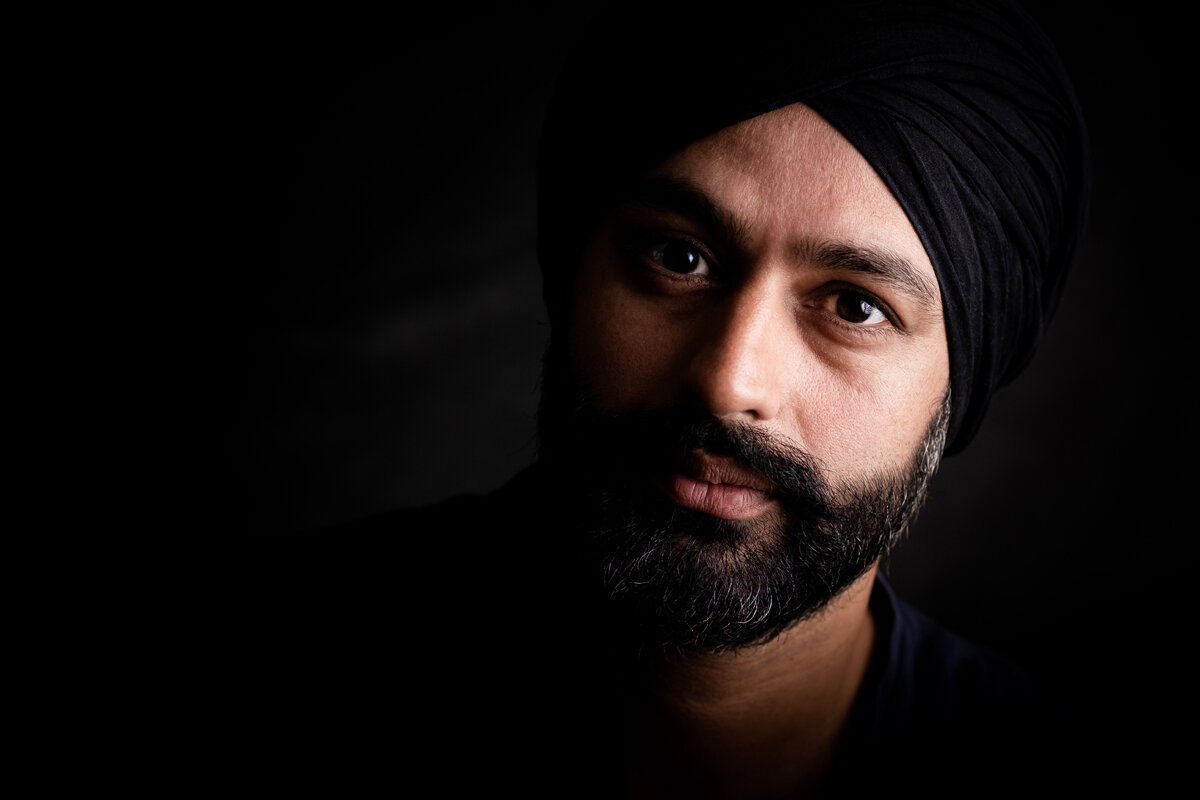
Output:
[541,381,953,655]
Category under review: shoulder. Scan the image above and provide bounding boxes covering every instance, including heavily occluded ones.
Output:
[247,465,547,570]
[876,576,1041,729]
[831,576,1081,795]
[230,471,552,784]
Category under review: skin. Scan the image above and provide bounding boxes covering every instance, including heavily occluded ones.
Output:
[566,103,951,797]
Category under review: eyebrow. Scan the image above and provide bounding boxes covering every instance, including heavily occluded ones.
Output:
[803,241,942,313]
[619,176,942,312]
[623,176,754,251]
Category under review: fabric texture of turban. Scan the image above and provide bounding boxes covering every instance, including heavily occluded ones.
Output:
[536,0,1090,455]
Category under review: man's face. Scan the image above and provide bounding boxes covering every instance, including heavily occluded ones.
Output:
[543,103,951,652]
[569,102,949,487]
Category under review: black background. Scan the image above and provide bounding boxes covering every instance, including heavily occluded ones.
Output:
[243,0,1180,776]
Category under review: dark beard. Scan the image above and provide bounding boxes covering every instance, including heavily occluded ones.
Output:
[537,352,951,655]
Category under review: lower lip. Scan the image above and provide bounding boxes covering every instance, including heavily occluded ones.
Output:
[652,472,774,520]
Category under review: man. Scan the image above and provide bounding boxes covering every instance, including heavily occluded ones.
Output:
[250,1,1091,796]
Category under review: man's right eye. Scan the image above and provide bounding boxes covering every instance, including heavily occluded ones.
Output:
[647,239,712,276]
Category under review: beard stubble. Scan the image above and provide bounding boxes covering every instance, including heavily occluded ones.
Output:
[536,353,951,655]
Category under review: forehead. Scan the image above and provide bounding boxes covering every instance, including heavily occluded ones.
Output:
[642,103,938,292]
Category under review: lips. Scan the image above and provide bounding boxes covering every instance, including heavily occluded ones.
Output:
[651,449,777,520]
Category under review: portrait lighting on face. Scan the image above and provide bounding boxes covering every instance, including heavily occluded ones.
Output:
[537,100,954,653]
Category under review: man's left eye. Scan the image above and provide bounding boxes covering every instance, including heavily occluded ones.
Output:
[649,239,711,276]
[835,291,889,326]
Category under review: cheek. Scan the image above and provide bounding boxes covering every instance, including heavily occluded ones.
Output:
[567,252,680,411]
[796,345,949,477]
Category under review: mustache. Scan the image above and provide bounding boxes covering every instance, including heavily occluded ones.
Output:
[549,406,836,518]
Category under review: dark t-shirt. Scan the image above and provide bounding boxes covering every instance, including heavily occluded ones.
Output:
[237,468,1082,796]
[827,576,1078,796]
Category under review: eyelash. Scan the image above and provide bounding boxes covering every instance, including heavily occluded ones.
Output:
[629,232,901,336]
[814,285,900,338]
[633,233,718,284]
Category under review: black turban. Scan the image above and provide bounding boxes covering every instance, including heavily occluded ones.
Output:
[536,0,1090,455]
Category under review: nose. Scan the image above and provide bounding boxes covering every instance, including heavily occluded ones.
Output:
[684,278,789,422]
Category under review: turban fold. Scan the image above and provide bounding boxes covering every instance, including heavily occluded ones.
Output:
[536,0,1090,455]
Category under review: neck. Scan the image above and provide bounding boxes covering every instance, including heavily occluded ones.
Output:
[618,567,879,800]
